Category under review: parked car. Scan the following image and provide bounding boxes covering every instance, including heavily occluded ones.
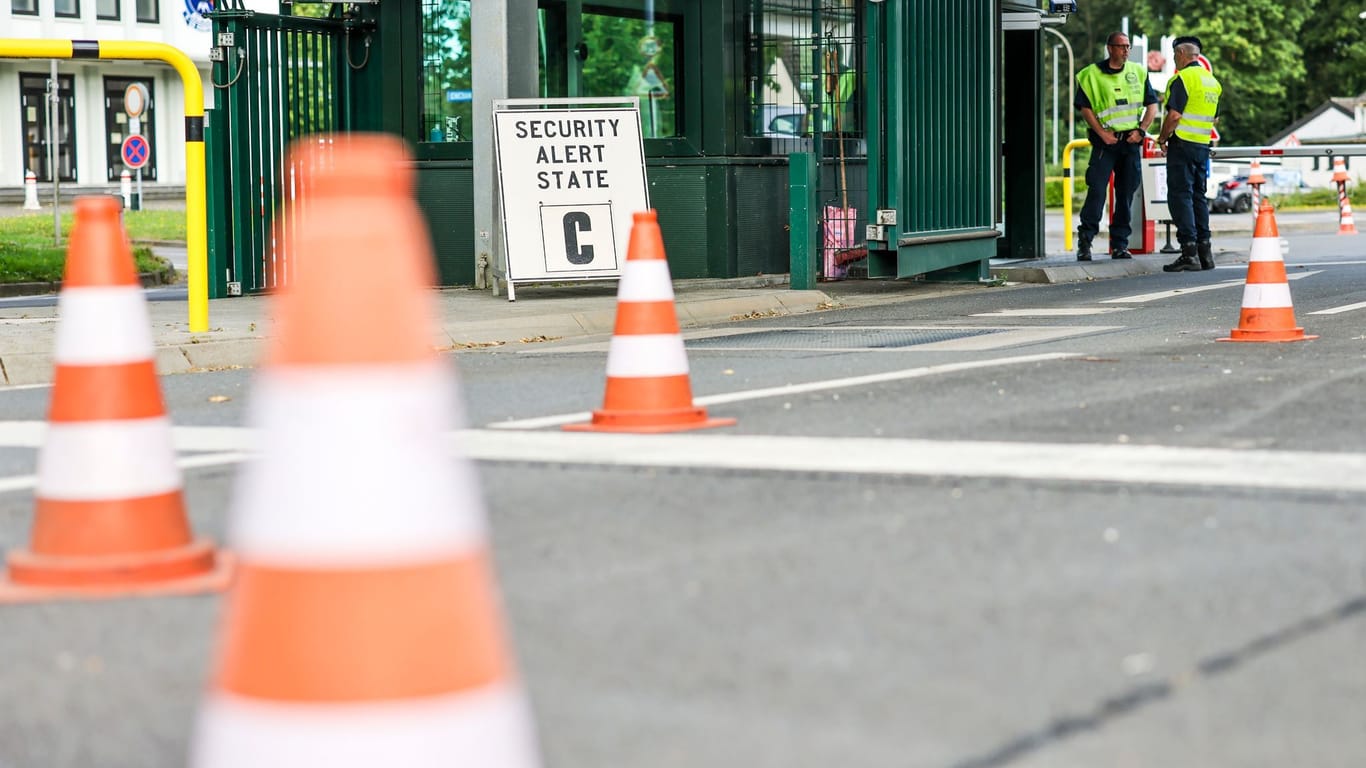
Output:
[1211,175,1253,214]
[761,109,808,138]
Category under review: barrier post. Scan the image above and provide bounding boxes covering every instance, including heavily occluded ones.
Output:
[789,152,819,289]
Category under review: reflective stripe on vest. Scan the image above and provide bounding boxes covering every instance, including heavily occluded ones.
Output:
[1076,62,1146,131]
[1168,66,1222,145]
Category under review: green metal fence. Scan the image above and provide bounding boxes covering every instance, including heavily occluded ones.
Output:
[207,6,359,297]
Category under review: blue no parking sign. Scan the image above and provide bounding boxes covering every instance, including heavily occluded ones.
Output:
[121,134,150,170]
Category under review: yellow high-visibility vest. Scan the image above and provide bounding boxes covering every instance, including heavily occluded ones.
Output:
[1076,62,1146,131]
[1165,65,1222,144]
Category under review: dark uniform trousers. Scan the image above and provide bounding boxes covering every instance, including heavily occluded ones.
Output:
[1164,137,1212,246]
[1078,139,1143,251]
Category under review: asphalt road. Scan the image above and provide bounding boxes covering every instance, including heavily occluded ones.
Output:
[2,229,1366,767]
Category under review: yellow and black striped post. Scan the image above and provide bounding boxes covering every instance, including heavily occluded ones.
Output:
[0,39,210,332]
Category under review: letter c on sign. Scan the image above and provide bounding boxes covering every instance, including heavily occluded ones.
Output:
[563,211,594,265]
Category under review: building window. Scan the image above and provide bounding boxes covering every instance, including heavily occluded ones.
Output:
[104,78,158,182]
[420,0,472,144]
[12,0,39,15]
[20,73,78,183]
[136,0,157,23]
[55,0,81,17]
[97,0,119,20]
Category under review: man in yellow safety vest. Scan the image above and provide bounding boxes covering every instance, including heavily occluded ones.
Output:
[1073,31,1159,262]
[1157,37,1222,272]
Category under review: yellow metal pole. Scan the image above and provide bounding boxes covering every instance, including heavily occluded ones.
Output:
[0,39,210,333]
[1061,139,1089,253]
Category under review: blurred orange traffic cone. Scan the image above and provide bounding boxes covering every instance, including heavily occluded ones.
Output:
[565,210,736,433]
[192,136,540,767]
[1219,201,1317,343]
[0,196,227,602]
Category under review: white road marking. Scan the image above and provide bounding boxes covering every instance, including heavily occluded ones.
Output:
[0,451,249,495]
[488,352,1079,430]
[0,383,52,392]
[2,420,1364,495]
[531,326,1110,355]
[1103,280,1246,303]
[1307,300,1366,316]
[1103,270,1320,304]
[454,431,1366,494]
[970,308,1132,317]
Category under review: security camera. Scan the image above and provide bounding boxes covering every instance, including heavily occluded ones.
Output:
[1049,1,1078,13]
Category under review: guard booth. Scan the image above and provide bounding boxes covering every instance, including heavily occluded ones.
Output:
[204,1,1052,298]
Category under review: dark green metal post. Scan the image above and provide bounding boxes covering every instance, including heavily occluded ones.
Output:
[204,109,229,299]
[790,151,818,290]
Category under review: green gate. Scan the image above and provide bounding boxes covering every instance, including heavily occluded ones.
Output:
[206,4,366,298]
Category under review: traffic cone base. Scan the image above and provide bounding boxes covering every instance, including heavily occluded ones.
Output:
[566,406,735,433]
[195,683,538,767]
[0,543,231,602]
[566,209,735,433]
[1219,201,1315,343]
[1,196,228,602]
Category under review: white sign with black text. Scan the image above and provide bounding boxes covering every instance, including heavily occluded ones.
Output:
[493,99,649,298]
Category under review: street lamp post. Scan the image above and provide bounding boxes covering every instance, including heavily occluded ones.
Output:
[1052,44,1060,165]
[1043,27,1074,149]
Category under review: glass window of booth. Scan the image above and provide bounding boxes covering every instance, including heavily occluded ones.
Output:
[419,2,694,155]
[420,0,473,147]
[538,1,685,143]
[12,0,38,15]
[742,1,863,153]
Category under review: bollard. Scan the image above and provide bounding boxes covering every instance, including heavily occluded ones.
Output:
[22,169,41,210]
[120,170,132,209]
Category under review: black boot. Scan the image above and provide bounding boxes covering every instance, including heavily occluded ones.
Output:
[1163,243,1201,273]
[1110,247,1133,260]
[1197,241,1214,270]
[1077,238,1092,262]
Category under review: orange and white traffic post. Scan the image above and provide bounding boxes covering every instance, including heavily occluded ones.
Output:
[192,136,540,767]
[1219,200,1316,343]
[1247,159,1266,218]
[1332,156,1357,235]
[0,196,228,602]
[565,209,736,433]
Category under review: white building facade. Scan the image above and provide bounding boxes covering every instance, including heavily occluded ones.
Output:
[0,0,270,191]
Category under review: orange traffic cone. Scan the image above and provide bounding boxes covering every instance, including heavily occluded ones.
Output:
[0,196,228,602]
[1218,201,1317,343]
[192,136,540,767]
[564,210,736,433]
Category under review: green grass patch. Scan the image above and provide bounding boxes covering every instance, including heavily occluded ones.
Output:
[0,211,180,284]
[0,209,186,243]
